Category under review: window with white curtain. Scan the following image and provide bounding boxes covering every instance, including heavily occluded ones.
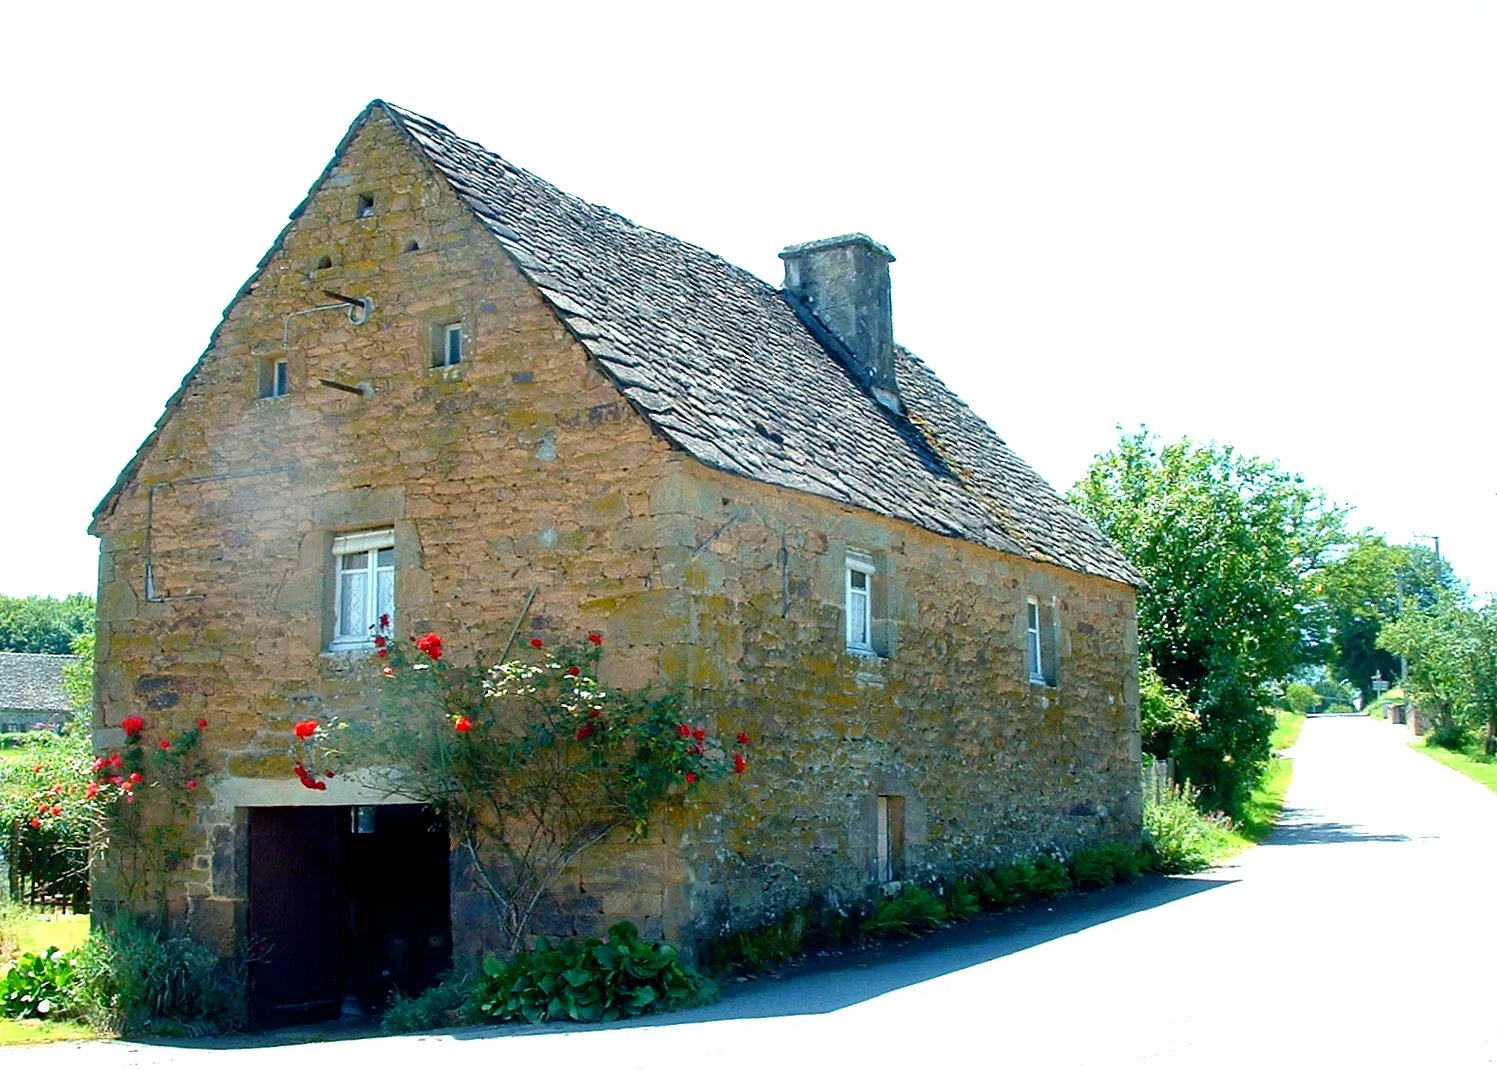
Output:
[331,529,395,649]
[846,555,876,653]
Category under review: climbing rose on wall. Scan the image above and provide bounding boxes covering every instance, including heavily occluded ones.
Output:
[293,720,319,739]
[284,628,752,950]
[121,716,145,737]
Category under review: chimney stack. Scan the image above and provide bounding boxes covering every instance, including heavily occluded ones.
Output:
[779,234,900,411]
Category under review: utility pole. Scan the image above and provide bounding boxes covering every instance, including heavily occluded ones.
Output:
[1395,573,1407,685]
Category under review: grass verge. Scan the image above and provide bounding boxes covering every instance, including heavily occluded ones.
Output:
[0,910,90,960]
[0,1018,99,1046]
[1410,738,1497,795]
[1270,711,1306,752]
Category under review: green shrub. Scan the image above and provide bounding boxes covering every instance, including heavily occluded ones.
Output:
[942,879,981,922]
[1427,719,1471,750]
[1143,782,1232,874]
[702,909,808,975]
[862,884,949,939]
[1069,841,1149,889]
[383,973,482,1034]
[1,946,80,1019]
[73,918,246,1036]
[1326,702,1356,715]
[478,921,715,1025]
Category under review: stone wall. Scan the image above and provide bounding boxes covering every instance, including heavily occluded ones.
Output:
[91,107,1139,962]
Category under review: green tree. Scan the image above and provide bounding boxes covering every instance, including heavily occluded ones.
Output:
[1379,593,1474,745]
[1070,429,1344,813]
[1285,682,1319,715]
[1313,536,1453,695]
[0,594,95,654]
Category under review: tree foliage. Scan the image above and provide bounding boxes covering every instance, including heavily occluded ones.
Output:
[1070,429,1344,812]
[1312,536,1452,698]
[1380,595,1497,753]
[0,595,94,655]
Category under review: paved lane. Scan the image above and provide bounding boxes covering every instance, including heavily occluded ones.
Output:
[17,715,1497,1068]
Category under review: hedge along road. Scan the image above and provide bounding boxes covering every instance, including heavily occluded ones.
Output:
[15,715,1497,1069]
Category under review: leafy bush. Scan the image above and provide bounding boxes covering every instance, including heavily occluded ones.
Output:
[862,884,949,939]
[74,918,245,1035]
[1285,682,1319,715]
[382,973,482,1034]
[1141,659,1197,758]
[1427,719,1471,750]
[702,909,808,975]
[478,921,715,1025]
[942,879,981,922]
[1070,841,1150,889]
[1,946,80,1019]
[1143,783,1232,874]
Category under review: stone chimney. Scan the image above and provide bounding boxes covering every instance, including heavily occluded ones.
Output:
[779,234,900,411]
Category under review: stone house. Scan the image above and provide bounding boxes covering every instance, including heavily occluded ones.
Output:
[89,101,1142,1026]
[0,653,79,733]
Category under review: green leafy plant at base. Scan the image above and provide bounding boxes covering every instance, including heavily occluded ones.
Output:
[862,885,949,939]
[1,947,79,1020]
[1069,841,1150,889]
[72,917,246,1036]
[478,921,715,1025]
[942,879,981,922]
[382,973,483,1034]
[702,909,809,976]
[1143,782,1234,874]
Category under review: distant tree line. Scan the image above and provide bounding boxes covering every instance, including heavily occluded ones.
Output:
[0,594,95,655]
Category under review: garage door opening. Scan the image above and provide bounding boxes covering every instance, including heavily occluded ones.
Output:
[247,804,450,1030]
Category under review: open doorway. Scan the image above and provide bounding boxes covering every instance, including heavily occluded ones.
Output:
[247,804,450,1029]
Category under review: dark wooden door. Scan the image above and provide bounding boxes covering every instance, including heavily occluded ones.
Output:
[248,807,343,1029]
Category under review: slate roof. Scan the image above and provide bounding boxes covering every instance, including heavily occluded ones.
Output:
[93,101,1139,588]
[0,653,78,716]
[380,104,1139,586]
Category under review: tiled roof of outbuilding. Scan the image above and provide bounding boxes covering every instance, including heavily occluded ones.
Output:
[0,653,78,716]
[381,103,1139,586]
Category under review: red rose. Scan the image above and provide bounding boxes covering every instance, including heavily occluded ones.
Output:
[454,717,473,733]
[110,754,123,768]
[566,666,580,677]
[677,723,690,738]
[692,728,705,742]
[30,818,42,830]
[588,633,603,645]
[121,715,145,737]
[377,648,388,658]
[379,614,391,629]
[128,772,142,784]
[85,783,99,800]
[92,757,105,772]
[32,764,42,774]
[373,635,387,648]
[685,772,697,786]
[124,794,135,804]
[530,637,544,648]
[196,718,208,728]
[293,720,318,739]
[575,724,593,741]
[159,739,172,750]
[51,805,62,816]
[736,732,750,745]
[186,779,198,790]
[416,633,443,659]
[734,753,746,774]
[383,666,395,677]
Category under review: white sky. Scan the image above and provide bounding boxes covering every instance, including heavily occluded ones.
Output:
[1,1,1492,600]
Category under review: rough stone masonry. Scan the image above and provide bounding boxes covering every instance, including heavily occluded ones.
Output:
[88,101,1141,964]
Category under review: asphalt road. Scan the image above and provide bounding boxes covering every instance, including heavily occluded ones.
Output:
[17,715,1497,1068]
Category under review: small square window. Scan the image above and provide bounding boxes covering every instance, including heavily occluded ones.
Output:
[356,194,375,219]
[432,322,463,368]
[259,357,289,399]
[330,529,395,650]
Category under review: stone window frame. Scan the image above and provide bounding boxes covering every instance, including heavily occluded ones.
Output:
[329,528,395,651]
[257,357,290,400]
[845,552,877,655]
[1026,595,1060,688]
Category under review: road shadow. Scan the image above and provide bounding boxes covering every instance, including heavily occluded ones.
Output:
[1270,806,1411,845]
[141,875,1233,1050]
